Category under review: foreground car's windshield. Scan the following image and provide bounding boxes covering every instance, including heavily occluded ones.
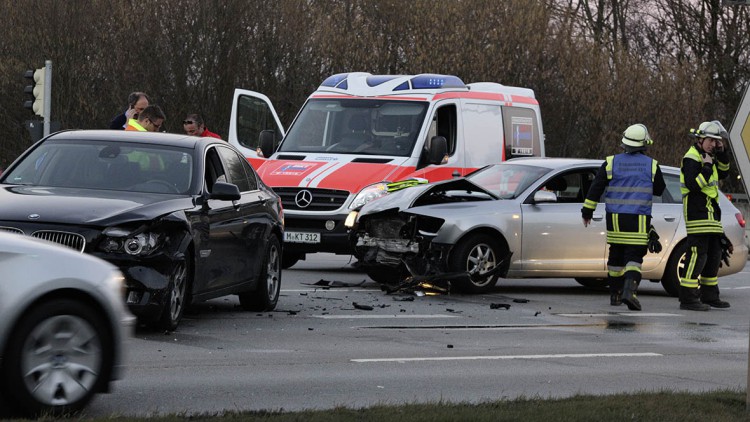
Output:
[467,163,550,199]
[279,98,428,156]
[2,140,194,194]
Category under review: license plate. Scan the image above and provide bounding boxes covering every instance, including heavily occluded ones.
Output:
[284,231,320,244]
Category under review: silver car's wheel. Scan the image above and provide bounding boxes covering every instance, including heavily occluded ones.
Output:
[157,259,190,331]
[239,236,281,311]
[660,241,687,297]
[2,299,112,416]
[450,233,504,293]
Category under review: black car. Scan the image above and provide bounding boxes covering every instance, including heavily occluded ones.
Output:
[0,130,283,330]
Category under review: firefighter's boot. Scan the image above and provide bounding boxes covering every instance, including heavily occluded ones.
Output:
[621,278,641,311]
[679,287,710,311]
[700,285,730,309]
[609,278,623,306]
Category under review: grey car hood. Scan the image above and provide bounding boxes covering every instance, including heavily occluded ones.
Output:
[359,178,494,216]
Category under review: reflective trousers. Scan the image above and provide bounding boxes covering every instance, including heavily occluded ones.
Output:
[679,233,722,288]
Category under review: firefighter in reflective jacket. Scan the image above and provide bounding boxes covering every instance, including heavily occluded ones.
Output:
[581,124,666,311]
[678,120,732,311]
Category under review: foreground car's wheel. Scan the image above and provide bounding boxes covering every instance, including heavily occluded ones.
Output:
[575,277,608,290]
[450,233,504,293]
[282,251,303,269]
[240,236,281,311]
[660,241,687,297]
[1,299,112,417]
[157,259,190,331]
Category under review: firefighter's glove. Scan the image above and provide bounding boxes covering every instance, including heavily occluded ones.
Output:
[647,226,662,254]
[719,234,734,267]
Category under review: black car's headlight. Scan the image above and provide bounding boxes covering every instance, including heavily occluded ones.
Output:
[100,227,163,256]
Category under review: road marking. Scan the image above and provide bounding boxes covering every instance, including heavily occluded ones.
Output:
[313,314,460,319]
[352,352,662,363]
[724,286,750,290]
[556,313,682,317]
[283,289,374,293]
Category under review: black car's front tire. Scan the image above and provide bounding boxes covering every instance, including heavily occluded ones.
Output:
[156,258,191,331]
[0,299,113,417]
[239,236,281,311]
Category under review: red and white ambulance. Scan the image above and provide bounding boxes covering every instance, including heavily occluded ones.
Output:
[228,73,546,268]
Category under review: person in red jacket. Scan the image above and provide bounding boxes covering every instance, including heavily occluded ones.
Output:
[183,114,222,139]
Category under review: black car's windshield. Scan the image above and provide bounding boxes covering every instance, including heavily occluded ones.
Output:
[279,98,428,157]
[467,164,550,199]
[2,140,194,194]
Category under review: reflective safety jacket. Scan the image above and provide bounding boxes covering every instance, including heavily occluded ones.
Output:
[124,118,147,132]
[680,145,730,234]
[582,152,665,245]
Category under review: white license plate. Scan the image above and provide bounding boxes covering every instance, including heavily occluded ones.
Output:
[284,231,320,244]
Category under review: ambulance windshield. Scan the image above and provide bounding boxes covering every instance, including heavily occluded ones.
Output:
[279,99,428,157]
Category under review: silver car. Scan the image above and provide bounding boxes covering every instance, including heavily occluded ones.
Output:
[350,158,748,294]
[0,232,135,417]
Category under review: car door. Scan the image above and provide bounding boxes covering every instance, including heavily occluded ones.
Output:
[519,167,607,276]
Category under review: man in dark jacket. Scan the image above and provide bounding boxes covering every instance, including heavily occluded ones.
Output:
[581,124,666,311]
[678,120,732,311]
[110,92,149,130]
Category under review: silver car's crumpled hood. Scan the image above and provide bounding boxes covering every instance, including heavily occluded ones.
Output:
[359,178,494,216]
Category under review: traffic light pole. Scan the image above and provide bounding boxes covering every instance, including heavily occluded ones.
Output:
[43,60,52,137]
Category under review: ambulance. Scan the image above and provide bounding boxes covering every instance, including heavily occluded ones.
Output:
[228,73,546,268]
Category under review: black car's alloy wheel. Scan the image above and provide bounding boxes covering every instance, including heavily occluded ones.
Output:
[157,259,190,331]
[240,236,281,311]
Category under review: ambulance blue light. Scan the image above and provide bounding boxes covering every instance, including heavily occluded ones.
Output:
[367,75,400,87]
[410,74,466,89]
[321,73,349,88]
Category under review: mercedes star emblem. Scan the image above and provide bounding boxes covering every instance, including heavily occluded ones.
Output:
[295,190,313,208]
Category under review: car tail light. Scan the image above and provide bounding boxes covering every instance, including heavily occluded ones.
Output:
[736,212,746,228]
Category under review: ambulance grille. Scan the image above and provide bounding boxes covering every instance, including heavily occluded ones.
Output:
[31,230,86,252]
[273,188,350,211]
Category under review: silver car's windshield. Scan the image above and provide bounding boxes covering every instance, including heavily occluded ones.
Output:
[467,164,550,199]
[3,140,194,194]
[279,98,428,156]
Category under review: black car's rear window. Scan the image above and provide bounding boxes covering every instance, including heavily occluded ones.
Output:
[3,140,195,194]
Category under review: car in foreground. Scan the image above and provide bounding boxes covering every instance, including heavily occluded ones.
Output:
[0,232,135,417]
[0,130,283,330]
[348,158,747,294]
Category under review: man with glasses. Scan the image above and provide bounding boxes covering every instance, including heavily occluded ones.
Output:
[183,113,222,139]
[125,105,166,132]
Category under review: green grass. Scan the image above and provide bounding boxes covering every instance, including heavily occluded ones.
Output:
[21,390,750,421]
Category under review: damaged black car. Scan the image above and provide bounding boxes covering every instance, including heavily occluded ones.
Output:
[0,130,283,330]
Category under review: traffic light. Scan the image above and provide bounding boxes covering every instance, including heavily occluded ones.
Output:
[23,67,47,117]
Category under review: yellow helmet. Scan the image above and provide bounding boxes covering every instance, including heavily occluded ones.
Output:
[621,124,653,149]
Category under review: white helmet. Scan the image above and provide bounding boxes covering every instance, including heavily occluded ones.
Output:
[621,124,653,149]
[692,120,728,140]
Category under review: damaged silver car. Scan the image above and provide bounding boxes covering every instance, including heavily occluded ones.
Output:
[348,158,748,294]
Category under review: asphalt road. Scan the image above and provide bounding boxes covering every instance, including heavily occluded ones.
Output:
[83,254,750,417]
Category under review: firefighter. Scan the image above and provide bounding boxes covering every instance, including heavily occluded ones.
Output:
[678,121,732,311]
[581,124,666,310]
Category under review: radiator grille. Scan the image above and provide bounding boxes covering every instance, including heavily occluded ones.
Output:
[0,226,24,235]
[31,230,86,252]
[273,188,350,211]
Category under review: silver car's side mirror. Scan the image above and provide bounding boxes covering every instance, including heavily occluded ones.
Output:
[533,190,558,203]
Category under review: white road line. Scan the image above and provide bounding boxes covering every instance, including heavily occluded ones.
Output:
[352,352,662,363]
[724,286,750,290]
[282,289,374,292]
[557,313,682,317]
[313,314,460,319]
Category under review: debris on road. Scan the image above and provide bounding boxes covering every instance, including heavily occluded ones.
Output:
[303,279,367,288]
[352,302,374,311]
[490,303,511,310]
[512,298,529,303]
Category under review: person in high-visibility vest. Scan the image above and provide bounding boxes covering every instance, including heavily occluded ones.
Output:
[582,124,666,311]
[678,121,732,311]
[125,105,165,132]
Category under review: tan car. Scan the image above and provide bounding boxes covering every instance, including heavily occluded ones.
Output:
[350,158,748,294]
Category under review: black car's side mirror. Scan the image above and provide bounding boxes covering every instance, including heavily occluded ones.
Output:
[259,130,276,158]
[210,182,241,201]
[427,136,447,165]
